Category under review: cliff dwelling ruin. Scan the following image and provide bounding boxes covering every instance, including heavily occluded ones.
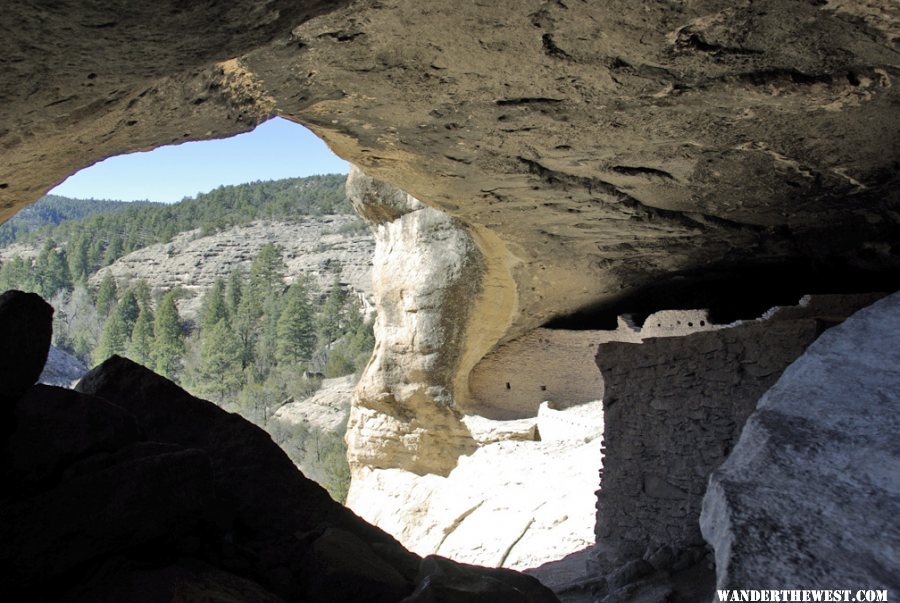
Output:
[1,1,898,602]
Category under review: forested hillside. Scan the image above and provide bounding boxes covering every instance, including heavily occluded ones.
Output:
[0,174,370,501]
[0,174,348,288]
[0,195,156,246]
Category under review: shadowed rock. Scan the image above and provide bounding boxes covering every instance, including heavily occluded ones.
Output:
[402,555,559,603]
[0,290,53,403]
[1,442,216,591]
[70,355,558,602]
[4,384,140,495]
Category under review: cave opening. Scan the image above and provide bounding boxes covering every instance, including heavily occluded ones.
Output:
[1,117,376,505]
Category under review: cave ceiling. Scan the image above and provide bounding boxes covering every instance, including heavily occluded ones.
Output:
[1,0,898,337]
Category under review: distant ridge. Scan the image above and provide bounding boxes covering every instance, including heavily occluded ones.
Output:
[0,195,156,246]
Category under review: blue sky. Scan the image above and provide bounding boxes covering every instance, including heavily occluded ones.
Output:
[49,117,349,203]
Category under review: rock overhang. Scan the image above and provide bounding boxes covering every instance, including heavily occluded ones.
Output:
[1,0,898,339]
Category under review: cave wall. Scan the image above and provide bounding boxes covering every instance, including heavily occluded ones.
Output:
[1,1,898,584]
[593,294,884,569]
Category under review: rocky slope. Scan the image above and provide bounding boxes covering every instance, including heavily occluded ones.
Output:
[38,345,89,389]
[269,375,355,502]
[87,216,374,319]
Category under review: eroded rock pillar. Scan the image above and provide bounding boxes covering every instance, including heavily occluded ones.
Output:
[344,165,514,480]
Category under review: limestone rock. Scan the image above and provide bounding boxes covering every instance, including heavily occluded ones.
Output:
[701,292,900,591]
[6,0,897,340]
[460,414,539,445]
[348,405,604,571]
[0,290,53,403]
[346,167,492,477]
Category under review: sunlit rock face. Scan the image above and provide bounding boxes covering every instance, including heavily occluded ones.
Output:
[702,292,900,592]
[344,165,485,477]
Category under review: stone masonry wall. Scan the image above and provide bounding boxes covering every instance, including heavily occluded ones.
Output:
[593,318,824,567]
[468,310,723,420]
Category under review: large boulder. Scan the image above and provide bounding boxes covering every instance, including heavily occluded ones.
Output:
[75,355,417,599]
[701,292,900,590]
[67,356,560,602]
[0,290,53,403]
[402,555,559,603]
[76,356,400,546]
[4,384,141,495]
[1,441,216,592]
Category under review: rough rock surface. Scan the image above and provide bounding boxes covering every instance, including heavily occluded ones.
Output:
[349,404,604,571]
[83,217,374,319]
[1,347,558,601]
[593,293,884,569]
[0,290,53,403]
[595,320,820,568]
[2,1,899,595]
[38,345,89,388]
[701,292,900,591]
[2,0,897,337]
[345,166,498,477]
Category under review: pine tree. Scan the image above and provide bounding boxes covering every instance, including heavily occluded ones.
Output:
[35,240,71,298]
[87,238,104,272]
[233,294,259,371]
[196,318,244,399]
[66,232,90,284]
[0,256,29,292]
[153,289,185,380]
[225,267,244,318]
[132,279,152,312]
[249,243,286,296]
[102,235,123,266]
[95,273,118,318]
[253,292,281,381]
[93,305,129,365]
[117,288,140,334]
[200,278,229,331]
[276,281,316,365]
[127,307,154,367]
[317,276,347,344]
